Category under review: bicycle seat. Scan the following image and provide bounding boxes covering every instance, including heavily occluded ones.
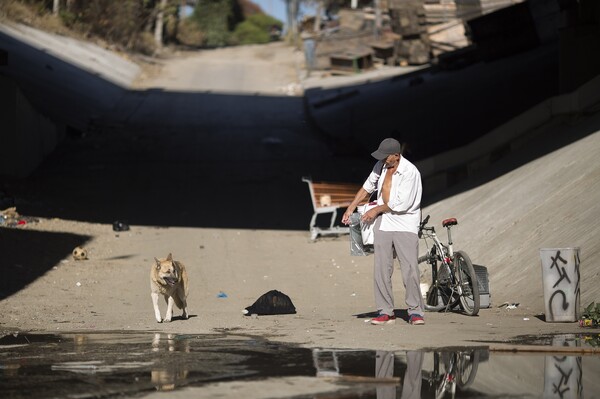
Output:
[442,218,458,227]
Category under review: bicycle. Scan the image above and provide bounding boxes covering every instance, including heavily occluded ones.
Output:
[418,215,480,316]
[426,349,482,399]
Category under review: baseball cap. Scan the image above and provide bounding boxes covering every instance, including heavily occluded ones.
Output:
[371,138,401,160]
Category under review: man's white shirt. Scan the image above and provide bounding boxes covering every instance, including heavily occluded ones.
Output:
[362,157,422,234]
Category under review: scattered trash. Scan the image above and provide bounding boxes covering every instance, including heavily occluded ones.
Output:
[350,293,356,297]
[217,291,228,298]
[76,282,81,287]
[523,318,530,321]
[0,207,38,228]
[72,246,88,261]
[243,290,296,316]
[499,302,520,309]
[112,221,130,232]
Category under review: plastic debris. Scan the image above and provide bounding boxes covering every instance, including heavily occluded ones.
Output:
[499,302,520,309]
[217,291,228,298]
[112,221,130,232]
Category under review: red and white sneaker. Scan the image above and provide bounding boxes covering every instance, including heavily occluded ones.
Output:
[408,314,425,325]
[370,314,396,325]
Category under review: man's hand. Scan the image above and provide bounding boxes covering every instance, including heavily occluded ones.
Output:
[361,207,379,224]
[341,208,354,225]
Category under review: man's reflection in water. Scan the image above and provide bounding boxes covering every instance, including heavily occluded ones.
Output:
[376,351,424,399]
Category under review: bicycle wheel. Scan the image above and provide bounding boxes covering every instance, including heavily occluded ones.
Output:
[421,255,460,312]
[456,350,481,389]
[454,250,480,316]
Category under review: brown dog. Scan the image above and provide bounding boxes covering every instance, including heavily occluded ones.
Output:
[150,253,189,323]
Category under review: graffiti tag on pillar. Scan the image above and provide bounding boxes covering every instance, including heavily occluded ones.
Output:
[552,356,572,398]
[549,291,569,314]
[546,249,580,321]
[546,355,583,399]
[550,251,570,288]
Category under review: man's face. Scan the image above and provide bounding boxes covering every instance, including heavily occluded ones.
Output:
[383,153,400,168]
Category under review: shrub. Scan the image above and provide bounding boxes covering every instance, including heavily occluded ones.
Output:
[176,17,204,47]
[133,31,157,56]
[59,10,78,28]
[232,20,269,44]
[191,0,232,47]
[232,13,282,45]
[0,1,33,23]
[245,13,282,33]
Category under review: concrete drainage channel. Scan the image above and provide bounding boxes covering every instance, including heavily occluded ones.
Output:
[0,332,599,398]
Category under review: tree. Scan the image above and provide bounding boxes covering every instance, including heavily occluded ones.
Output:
[285,0,300,43]
[154,0,168,48]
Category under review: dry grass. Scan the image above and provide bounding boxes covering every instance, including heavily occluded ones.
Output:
[0,1,68,35]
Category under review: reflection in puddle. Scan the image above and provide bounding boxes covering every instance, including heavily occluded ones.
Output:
[0,332,599,398]
[150,333,189,391]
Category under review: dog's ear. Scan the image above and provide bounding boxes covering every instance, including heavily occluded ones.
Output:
[154,257,161,269]
[166,253,173,261]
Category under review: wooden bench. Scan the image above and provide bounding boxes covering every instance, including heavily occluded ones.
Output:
[302,176,364,240]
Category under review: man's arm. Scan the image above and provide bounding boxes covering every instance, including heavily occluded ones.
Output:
[341,187,370,225]
[387,171,421,213]
[361,203,391,223]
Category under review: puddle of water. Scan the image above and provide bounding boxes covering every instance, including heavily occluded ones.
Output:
[503,332,600,348]
[0,332,599,398]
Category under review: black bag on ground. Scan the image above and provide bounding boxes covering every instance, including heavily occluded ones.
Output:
[243,290,296,316]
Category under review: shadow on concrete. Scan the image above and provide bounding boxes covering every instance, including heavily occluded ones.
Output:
[304,43,560,162]
[0,228,92,300]
[0,29,127,131]
[423,106,600,207]
[1,25,596,234]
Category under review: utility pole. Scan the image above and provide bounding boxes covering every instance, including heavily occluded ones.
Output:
[53,0,60,15]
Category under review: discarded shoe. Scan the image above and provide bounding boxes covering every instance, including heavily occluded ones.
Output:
[370,314,396,325]
[409,314,425,325]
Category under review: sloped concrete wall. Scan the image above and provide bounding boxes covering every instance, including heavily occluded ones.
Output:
[416,73,600,196]
[0,76,62,178]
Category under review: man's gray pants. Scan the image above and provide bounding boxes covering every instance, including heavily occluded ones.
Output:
[373,217,424,317]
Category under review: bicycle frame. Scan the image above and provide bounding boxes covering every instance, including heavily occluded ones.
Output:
[418,215,480,316]
[420,224,456,288]
[421,225,454,262]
